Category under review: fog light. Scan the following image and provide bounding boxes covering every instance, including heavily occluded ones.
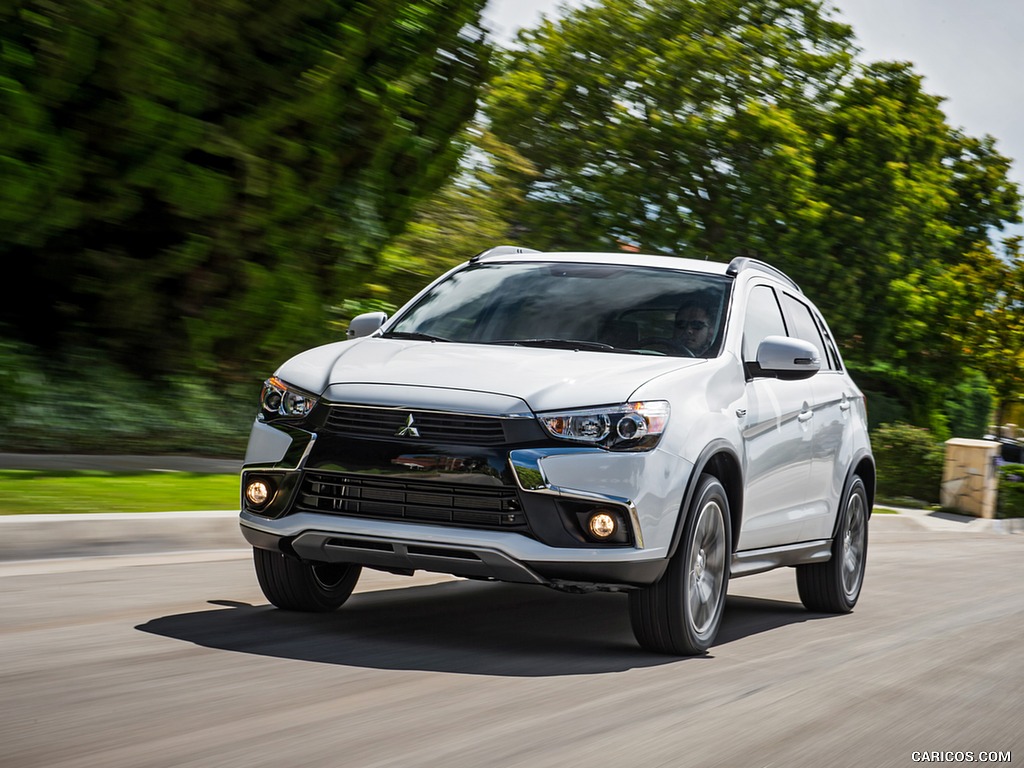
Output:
[246,479,271,506]
[588,511,617,539]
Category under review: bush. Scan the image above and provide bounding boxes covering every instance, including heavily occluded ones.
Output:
[871,422,945,504]
[0,341,253,457]
[944,370,993,439]
[997,463,1024,518]
[860,389,910,431]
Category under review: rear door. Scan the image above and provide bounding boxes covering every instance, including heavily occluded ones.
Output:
[737,284,815,551]
[778,292,853,540]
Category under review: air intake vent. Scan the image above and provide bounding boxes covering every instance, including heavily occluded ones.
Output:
[298,471,527,531]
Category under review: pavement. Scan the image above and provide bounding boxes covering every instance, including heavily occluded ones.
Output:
[0,453,1021,562]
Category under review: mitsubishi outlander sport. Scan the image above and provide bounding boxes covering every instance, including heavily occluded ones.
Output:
[240,247,874,655]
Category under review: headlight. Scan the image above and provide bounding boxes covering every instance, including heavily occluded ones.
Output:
[539,401,670,451]
[260,377,317,419]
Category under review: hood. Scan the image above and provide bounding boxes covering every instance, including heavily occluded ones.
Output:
[276,337,704,412]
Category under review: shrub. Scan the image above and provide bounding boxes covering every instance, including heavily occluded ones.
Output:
[871,422,945,504]
[997,463,1024,518]
[943,370,993,439]
[0,342,252,457]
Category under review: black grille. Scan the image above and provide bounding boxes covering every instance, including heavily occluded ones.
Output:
[297,471,527,530]
[323,406,507,445]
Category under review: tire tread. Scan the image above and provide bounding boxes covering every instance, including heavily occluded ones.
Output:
[796,476,867,614]
[253,548,360,612]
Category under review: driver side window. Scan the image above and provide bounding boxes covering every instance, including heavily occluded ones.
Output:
[742,285,787,362]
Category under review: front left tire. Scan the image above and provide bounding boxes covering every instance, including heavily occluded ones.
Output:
[253,548,361,612]
[796,474,868,613]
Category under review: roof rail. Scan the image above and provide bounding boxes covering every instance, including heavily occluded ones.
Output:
[726,257,801,293]
[470,245,541,262]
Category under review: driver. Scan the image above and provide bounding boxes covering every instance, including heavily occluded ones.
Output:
[673,297,715,356]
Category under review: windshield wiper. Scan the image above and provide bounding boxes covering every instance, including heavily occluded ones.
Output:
[380,331,451,342]
[492,338,643,354]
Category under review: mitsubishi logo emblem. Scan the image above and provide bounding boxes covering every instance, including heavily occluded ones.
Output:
[396,413,420,438]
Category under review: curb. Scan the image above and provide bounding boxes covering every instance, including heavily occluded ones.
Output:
[874,506,1024,534]
[0,511,244,562]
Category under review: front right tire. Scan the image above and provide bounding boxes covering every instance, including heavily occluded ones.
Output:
[253,548,361,612]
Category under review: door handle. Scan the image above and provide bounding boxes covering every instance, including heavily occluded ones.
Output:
[839,398,851,412]
[797,409,813,423]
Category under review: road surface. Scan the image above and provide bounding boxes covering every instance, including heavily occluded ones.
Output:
[2,517,1021,768]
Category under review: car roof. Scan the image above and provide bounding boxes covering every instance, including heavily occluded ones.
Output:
[471,249,732,276]
[469,246,802,292]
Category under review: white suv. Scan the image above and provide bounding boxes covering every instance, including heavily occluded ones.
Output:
[240,247,874,655]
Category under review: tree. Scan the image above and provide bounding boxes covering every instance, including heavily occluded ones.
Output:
[813,62,1019,348]
[971,239,1024,426]
[810,62,1019,427]
[333,123,538,323]
[0,0,489,379]
[486,0,855,258]
[485,0,1021,431]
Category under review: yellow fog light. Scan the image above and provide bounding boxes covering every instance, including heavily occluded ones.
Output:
[588,511,617,539]
[246,479,271,506]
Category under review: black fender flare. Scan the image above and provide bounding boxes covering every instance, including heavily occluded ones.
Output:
[830,449,877,539]
[667,439,744,560]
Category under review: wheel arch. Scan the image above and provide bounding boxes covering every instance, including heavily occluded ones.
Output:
[831,450,876,538]
[855,452,876,511]
[668,440,744,558]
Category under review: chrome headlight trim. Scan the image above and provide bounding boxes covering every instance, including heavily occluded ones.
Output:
[260,377,318,420]
[537,401,670,451]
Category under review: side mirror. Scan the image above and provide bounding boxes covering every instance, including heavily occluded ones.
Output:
[753,335,821,380]
[347,311,388,339]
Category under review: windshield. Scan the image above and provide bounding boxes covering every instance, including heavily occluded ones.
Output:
[385,262,731,357]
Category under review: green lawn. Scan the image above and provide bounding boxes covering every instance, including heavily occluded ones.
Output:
[0,469,911,517]
[0,470,239,514]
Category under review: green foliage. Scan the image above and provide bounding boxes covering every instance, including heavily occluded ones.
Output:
[488,0,854,257]
[333,124,539,321]
[943,370,993,439]
[996,463,1024,518]
[967,242,1024,424]
[0,340,253,456]
[1,0,490,382]
[486,0,1021,435]
[871,422,944,504]
[858,390,909,432]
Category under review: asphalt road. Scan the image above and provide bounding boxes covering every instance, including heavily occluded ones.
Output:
[2,518,1021,768]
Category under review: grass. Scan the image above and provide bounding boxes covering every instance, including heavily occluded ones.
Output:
[0,469,921,518]
[0,470,238,515]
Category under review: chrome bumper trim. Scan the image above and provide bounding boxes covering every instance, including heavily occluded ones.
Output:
[508,448,645,549]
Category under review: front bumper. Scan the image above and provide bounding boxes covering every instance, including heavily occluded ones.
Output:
[240,517,668,590]
[241,411,689,588]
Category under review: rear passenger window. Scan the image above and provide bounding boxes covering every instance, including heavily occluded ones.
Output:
[742,285,787,362]
[780,294,837,371]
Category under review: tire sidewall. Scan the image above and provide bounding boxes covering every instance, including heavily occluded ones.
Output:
[836,476,868,610]
[678,475,732,650]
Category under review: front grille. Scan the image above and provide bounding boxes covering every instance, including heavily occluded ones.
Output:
[323,406,507,445]
[297,471,528,530]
